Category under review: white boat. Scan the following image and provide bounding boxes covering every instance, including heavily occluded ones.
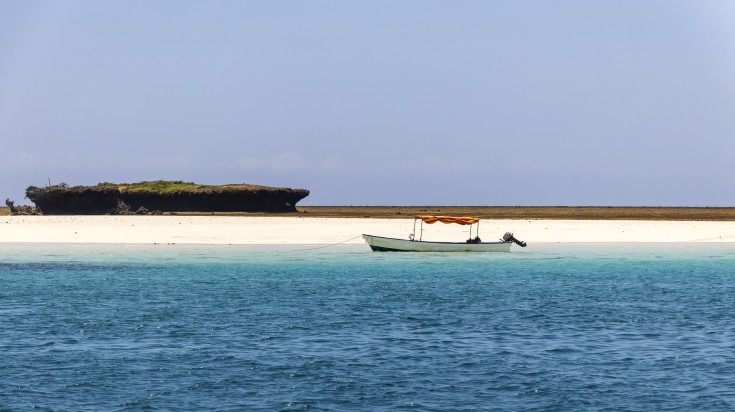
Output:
[363,215,526,252]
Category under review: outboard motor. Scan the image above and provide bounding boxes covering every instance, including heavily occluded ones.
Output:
[502,232,527,247]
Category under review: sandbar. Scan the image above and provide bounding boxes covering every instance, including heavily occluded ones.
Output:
[1,216,734,245]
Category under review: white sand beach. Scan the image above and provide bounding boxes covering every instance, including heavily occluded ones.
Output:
[1,215,735,245]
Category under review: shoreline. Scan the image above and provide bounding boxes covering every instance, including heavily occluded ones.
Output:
[2,215,735,245]
[296,206,735,221]
[4,206,735,220]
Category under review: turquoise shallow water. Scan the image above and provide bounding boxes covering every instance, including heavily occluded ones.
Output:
[1,243,734,411]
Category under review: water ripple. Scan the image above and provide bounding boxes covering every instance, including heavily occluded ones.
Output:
[1,244,734,410]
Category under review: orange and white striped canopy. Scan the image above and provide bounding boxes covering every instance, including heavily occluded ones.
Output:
[417,216,480,225]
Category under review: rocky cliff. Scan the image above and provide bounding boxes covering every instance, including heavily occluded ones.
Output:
[25,181,309,215]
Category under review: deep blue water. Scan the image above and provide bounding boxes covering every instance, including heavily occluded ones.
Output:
[1,243,734,411]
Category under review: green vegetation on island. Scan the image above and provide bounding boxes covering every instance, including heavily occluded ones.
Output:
[95,180,281,194]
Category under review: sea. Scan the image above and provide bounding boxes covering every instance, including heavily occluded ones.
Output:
[1,242,734,411]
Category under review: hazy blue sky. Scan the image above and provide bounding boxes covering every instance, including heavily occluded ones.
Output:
[2,1,734,206]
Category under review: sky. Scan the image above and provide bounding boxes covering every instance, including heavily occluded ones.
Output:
[1,1,734,206]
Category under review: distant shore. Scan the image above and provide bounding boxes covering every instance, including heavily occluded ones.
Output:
[295,206,735,221]
[6,206,733,220]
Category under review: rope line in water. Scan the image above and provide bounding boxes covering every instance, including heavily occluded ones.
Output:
[686,234,735,242]
[293,235,363,251]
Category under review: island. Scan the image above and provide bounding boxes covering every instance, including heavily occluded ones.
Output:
[23,181,309,215]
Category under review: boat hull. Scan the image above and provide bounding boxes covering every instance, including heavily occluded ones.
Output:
[362,234,513,252]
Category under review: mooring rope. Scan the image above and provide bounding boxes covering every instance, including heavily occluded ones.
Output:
[292,235,363,251]
[685,234,735,242]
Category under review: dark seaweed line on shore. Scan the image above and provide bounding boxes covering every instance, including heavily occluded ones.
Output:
[4,206,735,221]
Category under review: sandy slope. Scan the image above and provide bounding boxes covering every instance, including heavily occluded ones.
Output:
[2,216,735,244]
